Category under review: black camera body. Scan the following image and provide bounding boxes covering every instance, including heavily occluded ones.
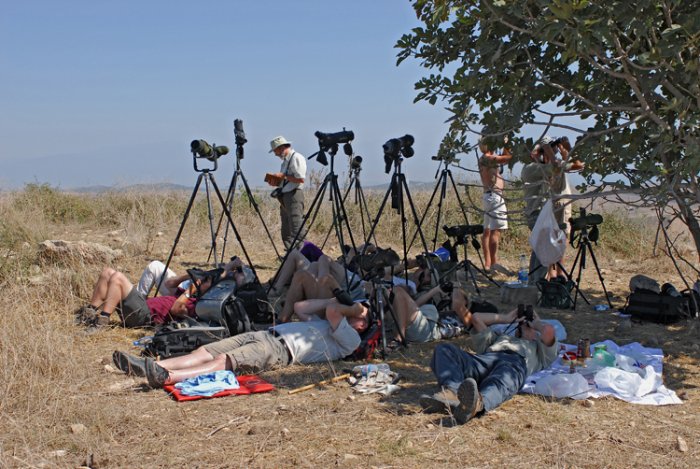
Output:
[191,139,229,161]
[517,304,535,323]
[350,155,363,170]
[443,224,484,239]
[233,119,247,147]
[569,210,603,232]
[383,134,415,173]
[315,130,354,149]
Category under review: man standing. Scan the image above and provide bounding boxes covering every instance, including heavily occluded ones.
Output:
[266,136,306,250]
[521,136,584,283]
[478,139,512,274]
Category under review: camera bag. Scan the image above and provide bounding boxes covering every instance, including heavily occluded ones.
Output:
[537,279,574,309]
[144,320,229,359]
[624,288,691,324]
[195,278,253,335]
[236,281,273,324]
[345,320,382,361]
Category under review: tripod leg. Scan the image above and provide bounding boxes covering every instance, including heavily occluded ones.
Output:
[266,178,331,294]
[407,170,444,252]
[209,168,240,264]
[156,174,204,296]
[209,174,260,282]
[321,176,353,250]
[355,178,377,246]
[401,174,440,286]
[239,169,281,259]
[203,175,219,264]
[584,241,613,308]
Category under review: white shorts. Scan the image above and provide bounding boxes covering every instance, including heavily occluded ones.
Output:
[482,192,508,230]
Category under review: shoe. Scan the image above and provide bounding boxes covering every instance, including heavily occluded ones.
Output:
[112,351,146,377]
[385,338,402,354]
[94,313,111,327]
[145,357,169,389]
[454,378,484,424]
[74,305,99,325]
[419,388,459,414]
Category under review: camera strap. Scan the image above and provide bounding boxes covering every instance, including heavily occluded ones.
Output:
[279,151,297,191]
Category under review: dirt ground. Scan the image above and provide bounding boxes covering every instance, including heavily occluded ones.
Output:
[2,200,700,468]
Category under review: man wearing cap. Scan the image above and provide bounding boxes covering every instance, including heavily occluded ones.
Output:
[266,136,307,250]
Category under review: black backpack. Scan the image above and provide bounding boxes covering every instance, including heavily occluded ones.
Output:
[537,278,574,309]
[625,286,691,324]
[144,318,229,359]
[221,296,254,335]
[236,282,273,324]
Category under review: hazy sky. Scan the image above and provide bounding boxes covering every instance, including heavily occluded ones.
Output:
[0,0,583,190]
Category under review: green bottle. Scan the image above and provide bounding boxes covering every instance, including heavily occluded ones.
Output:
[592,344,616,367]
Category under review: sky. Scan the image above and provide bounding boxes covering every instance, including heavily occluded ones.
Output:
[0,0,584,190]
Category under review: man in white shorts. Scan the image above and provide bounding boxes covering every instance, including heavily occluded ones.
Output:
[478,138,513,274]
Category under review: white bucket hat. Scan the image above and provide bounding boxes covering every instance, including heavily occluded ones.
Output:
[269,136,292,152]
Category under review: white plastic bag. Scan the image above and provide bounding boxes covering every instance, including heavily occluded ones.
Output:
[594,366,659,399]
[533,373,590,399]
[529,200,567,266]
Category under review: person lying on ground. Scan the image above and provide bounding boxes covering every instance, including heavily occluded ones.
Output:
[419,307,557,424]
[381,281,471,351]
[75,258,247,328]
[136,257,255,298]
[112,297,370,386]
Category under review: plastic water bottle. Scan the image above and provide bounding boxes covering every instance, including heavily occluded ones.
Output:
[517,254,529,284]
[133,336,153,348]
[352,363,391,378]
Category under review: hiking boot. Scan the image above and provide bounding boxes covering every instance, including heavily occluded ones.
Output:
[419,388,459,414]
[112,351,146,377]
[145,357,169,389]
[454,378,484,424]
[93,313,112,327]
[74,305,99,325]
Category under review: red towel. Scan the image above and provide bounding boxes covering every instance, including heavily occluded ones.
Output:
[164,375,275,401]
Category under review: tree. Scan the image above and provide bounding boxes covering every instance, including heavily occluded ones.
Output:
[396,0,700,268]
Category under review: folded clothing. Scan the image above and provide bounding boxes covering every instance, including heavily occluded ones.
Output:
[174,370,240,397]
[164,374,274,401]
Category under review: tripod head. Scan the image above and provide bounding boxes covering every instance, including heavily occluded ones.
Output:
[310,129,354,168]
[443,224,484,249]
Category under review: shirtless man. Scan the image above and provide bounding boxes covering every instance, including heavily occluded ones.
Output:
[478,138,513,273]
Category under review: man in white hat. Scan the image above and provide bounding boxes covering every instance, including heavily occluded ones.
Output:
[265,136,307,250]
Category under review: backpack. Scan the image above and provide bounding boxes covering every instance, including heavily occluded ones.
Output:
[236,281,273,324]
[345,320,382,361]
[144,319,229,359]
[537,278,574,309]
[624,287,691,324]
[195,278,254,335]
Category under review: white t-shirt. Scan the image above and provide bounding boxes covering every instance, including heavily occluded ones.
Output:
[273,318,360,364]
[280,150,306,193]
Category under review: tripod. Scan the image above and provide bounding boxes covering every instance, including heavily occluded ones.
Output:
[367,272,408,358]
[266,146,359,294]
[209,124,281,264]
[361,157,439,310]
[443,231,501,296]
[320,158,375,250]
[155,149,258,296]
[408,158,471,253]
[567,222,612,310]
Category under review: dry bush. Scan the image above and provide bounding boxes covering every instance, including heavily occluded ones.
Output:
[0,184,699,468]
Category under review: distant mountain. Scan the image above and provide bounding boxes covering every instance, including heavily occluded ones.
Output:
[69,183,192,194]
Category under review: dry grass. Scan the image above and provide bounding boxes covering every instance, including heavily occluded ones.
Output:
[1,183,699,468]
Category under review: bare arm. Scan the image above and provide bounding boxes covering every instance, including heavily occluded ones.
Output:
[414,285,442,307]
[163,273,189,289]
[325,302,367,331]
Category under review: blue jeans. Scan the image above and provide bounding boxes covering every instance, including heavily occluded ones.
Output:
[430,343,528,412]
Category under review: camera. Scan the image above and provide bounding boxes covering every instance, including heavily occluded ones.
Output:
[190,139,229,161]
[431,153,460,165]
[568,209,603,232]
[233,119,247,146]
[517,304,535,323]
[443,224,484,239]
[311,129,355,166]
[439,280,454,294]
[383,134,415,173]
[350,155,363,170]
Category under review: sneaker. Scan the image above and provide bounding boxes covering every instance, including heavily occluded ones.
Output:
[74,305,99,325]
[112,351,147,377]
[145,357,169,389]
[419,388,459,414]
[94,313,112,327]
[454,378,484,424]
